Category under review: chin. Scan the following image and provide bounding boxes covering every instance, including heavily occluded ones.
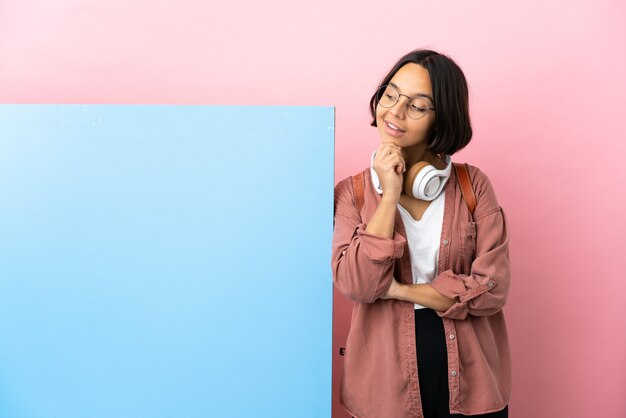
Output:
[377,128,399,145]
[387,139,403,147]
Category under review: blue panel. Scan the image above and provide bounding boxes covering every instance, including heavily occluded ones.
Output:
[0,105,334,418]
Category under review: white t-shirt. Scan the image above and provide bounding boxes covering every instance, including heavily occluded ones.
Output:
[397,190,446,310]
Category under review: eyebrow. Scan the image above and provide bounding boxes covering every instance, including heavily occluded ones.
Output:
[389,82,434,102]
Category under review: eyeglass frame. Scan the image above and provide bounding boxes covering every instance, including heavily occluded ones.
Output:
[376,84,436,120]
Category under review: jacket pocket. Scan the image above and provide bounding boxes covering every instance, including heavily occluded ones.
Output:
[457,221,477,275]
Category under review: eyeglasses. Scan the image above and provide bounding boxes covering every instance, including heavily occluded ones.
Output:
[376,84,436,120]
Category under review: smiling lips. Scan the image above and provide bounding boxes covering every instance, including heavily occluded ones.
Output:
[384,120,406,137]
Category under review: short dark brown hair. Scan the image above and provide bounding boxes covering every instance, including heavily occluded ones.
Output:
[369,49,472,155]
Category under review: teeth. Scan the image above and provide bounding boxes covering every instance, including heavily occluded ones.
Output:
[387,121,403,132]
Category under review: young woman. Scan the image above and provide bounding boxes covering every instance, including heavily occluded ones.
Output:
[332,49,511,418]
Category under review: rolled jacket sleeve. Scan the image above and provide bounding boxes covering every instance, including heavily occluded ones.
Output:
[431,207,511,320]
[332,177,406,303]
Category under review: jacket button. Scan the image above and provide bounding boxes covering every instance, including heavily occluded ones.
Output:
[449,334,455,340]
[451,371,458,377]
[443,240,449,246]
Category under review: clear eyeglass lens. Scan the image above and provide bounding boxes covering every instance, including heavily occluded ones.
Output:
[379,85,399,107]
[378,85,431,120]
[408,97,430,119]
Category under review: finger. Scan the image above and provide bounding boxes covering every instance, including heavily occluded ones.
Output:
[380,141,402,149]
[379,151,405,168]
[378,144,402,158]
[378,154,405,174]
[378,153,400,168]
[375,147,403,167]
[377,142,402,155]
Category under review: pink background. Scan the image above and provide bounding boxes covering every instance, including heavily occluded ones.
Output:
[1,1,625,417]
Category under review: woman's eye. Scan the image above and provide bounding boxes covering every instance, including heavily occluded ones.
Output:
[410,105,427,112]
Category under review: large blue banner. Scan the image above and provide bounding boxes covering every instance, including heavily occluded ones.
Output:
[0,105,334,418]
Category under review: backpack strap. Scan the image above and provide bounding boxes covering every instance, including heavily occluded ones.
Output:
[453,162,477,217]
[351,171,365,214]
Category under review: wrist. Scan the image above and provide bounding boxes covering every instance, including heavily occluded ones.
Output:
[380,194,400,205]
[391,281,406,300]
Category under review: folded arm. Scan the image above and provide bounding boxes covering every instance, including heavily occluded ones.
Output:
[429,208,511,319]
[331,177,405,303]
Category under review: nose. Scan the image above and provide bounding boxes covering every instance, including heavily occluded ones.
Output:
[389,96,409,119]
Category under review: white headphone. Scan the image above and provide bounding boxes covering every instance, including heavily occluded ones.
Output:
[370,150,452,201]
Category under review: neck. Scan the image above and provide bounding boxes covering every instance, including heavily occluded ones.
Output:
[403,145,446,170]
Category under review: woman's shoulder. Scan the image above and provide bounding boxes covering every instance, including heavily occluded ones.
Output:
[458,163,502,219]
[463,162,490,186]
[334,167,371,214]
[334,167,370,194]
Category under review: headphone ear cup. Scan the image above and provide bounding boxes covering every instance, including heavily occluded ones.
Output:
[404,161,433,198]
